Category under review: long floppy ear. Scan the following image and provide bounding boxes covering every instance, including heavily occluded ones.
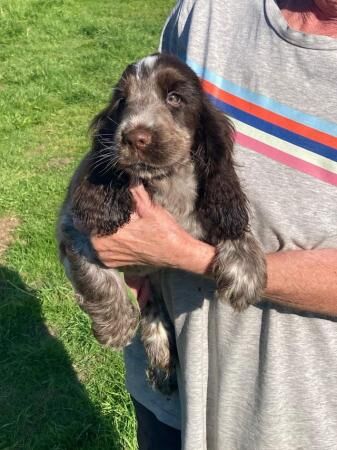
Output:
[71,88,134,236]
[194,98,249,245]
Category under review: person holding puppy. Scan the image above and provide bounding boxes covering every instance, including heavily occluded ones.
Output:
[91,1,337,449]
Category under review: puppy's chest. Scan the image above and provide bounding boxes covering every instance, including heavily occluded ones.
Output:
[149,169,204,239]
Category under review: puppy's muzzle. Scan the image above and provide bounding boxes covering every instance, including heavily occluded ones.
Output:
[122,126,152,152]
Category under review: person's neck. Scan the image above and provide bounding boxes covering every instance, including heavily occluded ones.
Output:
[278,0,337,37]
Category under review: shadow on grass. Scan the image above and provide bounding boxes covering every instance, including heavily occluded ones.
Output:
[0,266,121,450]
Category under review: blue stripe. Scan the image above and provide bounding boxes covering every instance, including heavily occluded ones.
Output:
[187,58,337,139]
[209,94,337,162]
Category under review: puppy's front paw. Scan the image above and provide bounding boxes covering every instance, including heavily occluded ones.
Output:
[216,279,260,312]
[213,233,266,311]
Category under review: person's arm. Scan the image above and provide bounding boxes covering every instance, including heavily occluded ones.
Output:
[264,249,337,316]
[174,242,337,316]
[91,185,337,316]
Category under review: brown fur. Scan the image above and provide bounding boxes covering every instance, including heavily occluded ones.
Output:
[57,53,266,393]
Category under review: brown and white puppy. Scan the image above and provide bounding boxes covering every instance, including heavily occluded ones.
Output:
[57,53,266,393]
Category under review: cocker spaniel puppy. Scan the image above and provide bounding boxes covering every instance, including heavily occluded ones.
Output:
[58,53,266,393]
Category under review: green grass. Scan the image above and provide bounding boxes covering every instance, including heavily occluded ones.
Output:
[0,1,174,448]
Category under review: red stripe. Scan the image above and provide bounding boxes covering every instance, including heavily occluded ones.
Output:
[202,79,337,151]
[236,131,337,187]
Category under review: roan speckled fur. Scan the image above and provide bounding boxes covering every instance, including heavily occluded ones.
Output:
[57,53,266,393]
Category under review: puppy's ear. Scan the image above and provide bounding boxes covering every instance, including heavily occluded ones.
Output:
[71,88,133,236]
[194,98,249,244]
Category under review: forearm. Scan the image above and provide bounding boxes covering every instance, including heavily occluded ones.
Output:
[176,239,337,316]
[173,233,216,275]
[265,249,337,316]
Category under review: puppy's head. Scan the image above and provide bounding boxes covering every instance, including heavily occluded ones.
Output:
[90,53,205,180]
[74,53,248,239]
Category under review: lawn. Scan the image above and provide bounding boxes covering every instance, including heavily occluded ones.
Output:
[0,1,175,448]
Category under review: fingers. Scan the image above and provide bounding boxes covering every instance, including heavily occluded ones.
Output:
[130,184,153,216]
[129,183,147,199]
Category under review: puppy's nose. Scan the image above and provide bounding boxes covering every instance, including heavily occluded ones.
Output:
[123,127,152,151]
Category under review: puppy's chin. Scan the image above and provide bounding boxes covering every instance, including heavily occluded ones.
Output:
[118,161,173,181]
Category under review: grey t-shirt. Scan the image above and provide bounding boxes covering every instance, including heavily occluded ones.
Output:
[124,1,337,449]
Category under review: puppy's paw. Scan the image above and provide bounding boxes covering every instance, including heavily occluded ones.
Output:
[213,233,266,311]
[65,253,140,350]
[216,279,261,312]
[141,299,176,371]
[147,366,178,395]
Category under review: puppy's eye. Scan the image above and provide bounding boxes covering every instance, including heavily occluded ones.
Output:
[166,92,182,107]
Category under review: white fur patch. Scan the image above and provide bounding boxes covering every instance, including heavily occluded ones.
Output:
[143,54,158,70]
[135,54,158,79]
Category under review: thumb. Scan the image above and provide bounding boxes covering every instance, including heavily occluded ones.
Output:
[130,184,153,217]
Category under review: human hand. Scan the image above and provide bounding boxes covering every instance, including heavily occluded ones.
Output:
[91,184,198,311]
[90,184,199,269]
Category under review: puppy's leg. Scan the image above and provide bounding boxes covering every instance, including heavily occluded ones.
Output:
[64,248,140,349]
[140,298,177,394]
[212,232,267,311]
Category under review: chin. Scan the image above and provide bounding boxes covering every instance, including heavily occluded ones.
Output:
[116,160,171,181]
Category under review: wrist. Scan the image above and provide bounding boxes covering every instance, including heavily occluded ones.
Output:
[173,235,216,275]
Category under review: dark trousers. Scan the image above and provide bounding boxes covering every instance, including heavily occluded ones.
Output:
[132,397,181,450]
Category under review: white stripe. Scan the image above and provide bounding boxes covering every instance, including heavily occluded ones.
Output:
[188,58,337,137]
[135,55,158,79]
[232,118,337,175]
[142,54,158,70]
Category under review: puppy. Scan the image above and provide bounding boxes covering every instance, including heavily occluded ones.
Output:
[57,53,266,393]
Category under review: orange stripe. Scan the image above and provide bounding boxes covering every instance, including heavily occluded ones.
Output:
[202,79,337,150]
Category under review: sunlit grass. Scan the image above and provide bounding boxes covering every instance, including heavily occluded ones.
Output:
[0,1,174,448]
